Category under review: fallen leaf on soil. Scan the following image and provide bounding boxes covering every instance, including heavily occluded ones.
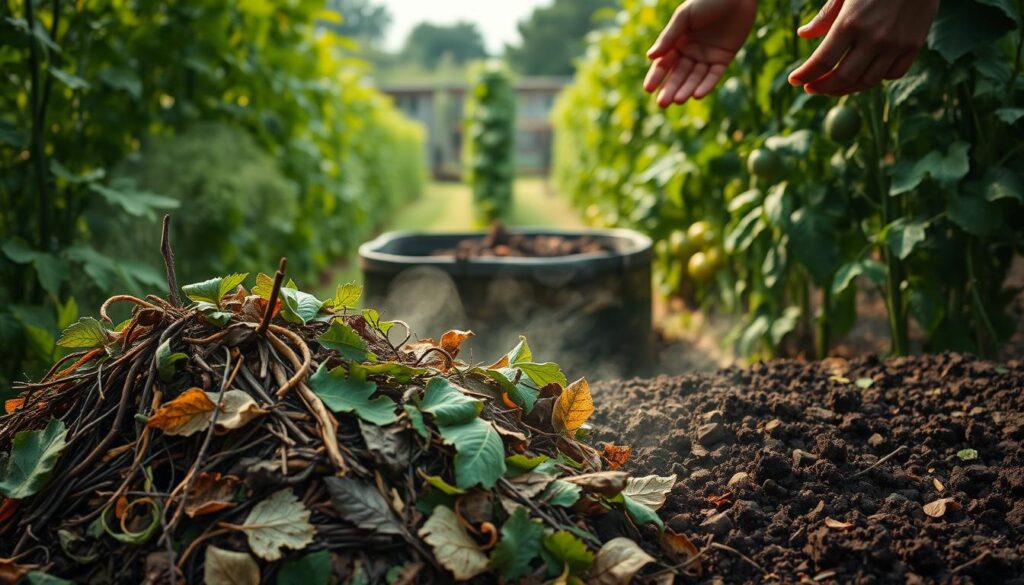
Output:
[229,489,315,561]
[204,546,259,585]
[440,330,473,358]
[707,492,733,507]
[933,478,945,493]
[185,473,240,517]
[622,474,676,510]
[828,375,851,384]
[923,497,960,518]
[418,505,488,580]
[824,517,854,530]
[146,388,216,436]
[957,448,978,461]
[660,530,702,577]
[325,476,405,535]
[564,471,629,496]
[590,537,656,585]
[0,418,68,499]
[552,378,594,434]
[601,443,632,470]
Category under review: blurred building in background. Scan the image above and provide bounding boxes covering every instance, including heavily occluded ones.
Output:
[381,77,567,179]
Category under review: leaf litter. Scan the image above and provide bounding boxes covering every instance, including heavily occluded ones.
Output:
[0,240,692,583]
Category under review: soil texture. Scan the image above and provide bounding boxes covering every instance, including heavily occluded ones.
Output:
[591,353,1024,584]
[433,222,609,259]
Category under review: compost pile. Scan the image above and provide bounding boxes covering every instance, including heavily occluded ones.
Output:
[434,222,610,259]
[0,260,694,584]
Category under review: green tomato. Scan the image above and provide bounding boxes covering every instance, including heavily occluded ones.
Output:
[669,230,698,259]
[747,148,782,182]
[687,251,718,282]
[704,247,723,271]
[824,105,861,145]
[687,221,716,249]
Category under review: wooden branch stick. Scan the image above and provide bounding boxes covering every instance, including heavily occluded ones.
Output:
[160,215,181,307]
[257,257,287,336]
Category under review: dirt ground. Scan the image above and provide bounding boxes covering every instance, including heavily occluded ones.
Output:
[591,353,1024,584]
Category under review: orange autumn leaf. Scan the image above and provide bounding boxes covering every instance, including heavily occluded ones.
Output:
[146,388,216,436]
[707,492,734,507]
[0,558,32,585]
[660,529,703,577]
[185,472,240,518]
[602,443,632,470]
[115,496,129,520]
[551,378,594,434]
[0,498,19,524]
[440,330,474,359]
[4,398,24,413]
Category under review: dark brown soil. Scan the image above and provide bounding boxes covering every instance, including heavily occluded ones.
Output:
[433,222,610,259]
[591,353,1024,584]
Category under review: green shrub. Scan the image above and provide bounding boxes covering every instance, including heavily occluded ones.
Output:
[464,62,517,222]
[554,0,1023,358]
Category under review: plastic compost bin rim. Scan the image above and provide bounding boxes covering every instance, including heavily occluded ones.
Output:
[358,228,653,278]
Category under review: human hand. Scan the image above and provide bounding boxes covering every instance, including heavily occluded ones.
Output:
[644,0,758,107]
[788,0,940,96]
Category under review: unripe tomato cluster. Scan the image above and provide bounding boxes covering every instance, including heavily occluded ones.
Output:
[668,220,723,283]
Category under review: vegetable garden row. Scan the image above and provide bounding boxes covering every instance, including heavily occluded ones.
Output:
[554,0,1024,359]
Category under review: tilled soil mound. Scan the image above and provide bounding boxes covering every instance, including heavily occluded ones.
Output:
[591,353,1024,584]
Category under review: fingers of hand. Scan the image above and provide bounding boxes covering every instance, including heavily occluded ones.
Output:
[885,50,917,80]
[805,44,874,96]
[789,28,851,86]
[644,53,679,92]
[657,57,695,107]
[693,64,727,100]
[673,62,709,104]
[798,0,845,39]
[648,3,690,59]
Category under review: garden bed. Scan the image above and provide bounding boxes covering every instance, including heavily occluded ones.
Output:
[591,353,1024,584]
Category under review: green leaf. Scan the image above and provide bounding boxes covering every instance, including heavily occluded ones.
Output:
[419,377,483,427]
[724,206,765,253]
[855,378,874,389]
[404,405,429,439]
[502,336,533,365]
[24,573,73,585]
[947,191,1004,236]
[506,454,550,474]
[0,419,68,498]
[89,179,179,220]
[620,494,664,530]
[1,238,67,296]
[324,477,405,535]
[541,530,594,575]
[957,448,979,461]
[361,308,395,335]
[182,273,248,307]
[279,287,323,325]
[890,142,970,195]
[418,506,489,580]
[981,167,1023,203]
[50,159,105,184]
[541,479,582,508]
[831,260,886,296]
[359,362,429,383]
[765,130,812,157]
[770,306,802,345]
[252,273,296,300]
[309,364,398,426]
[888,71,930,106]
[98,67,142,99]
[331,283,363,309]
[195,302,234,327]
[317,320,376,362]
[995,108,1024,125]
[0,119,26,146]
[236,489,315,561]
[787,207,839,285]
[886,219,929,260]
[275,550,330,585]
[155,340,188,382]
[927,0,1016,62]
[437,418,506,489]
[516,362,568,388]
[49,67,89,90]
[419,470,468,495]
[56,317,109,349]
[490,508,544,580]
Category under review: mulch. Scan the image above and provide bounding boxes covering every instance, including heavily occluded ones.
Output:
[591,353,1024,585]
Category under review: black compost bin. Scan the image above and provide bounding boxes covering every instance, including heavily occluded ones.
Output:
[359,228,653,378]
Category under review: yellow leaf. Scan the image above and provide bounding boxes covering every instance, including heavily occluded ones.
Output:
[933,478,945,493]
[146,388,216,436]
[552,378,594,433]
[923,497,960,518]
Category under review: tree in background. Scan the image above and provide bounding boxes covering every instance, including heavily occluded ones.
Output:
[506,0,618,76]
[321,0,392,49]
[464,62,517,223]
[402,22,488,69]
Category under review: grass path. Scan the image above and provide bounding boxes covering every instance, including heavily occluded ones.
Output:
[319,177,584,291]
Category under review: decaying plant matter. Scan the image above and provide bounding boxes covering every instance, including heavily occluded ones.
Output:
[0,225,697,584]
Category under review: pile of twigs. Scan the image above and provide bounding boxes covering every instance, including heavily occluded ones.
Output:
[0,219,695,584]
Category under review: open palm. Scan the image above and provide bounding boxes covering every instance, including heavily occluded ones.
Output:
[644,0,757,107]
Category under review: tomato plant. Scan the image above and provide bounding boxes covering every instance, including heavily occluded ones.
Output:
[464,62,517,223]
[554,0,1023,359]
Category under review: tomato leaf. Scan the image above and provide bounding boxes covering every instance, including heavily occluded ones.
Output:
[317,320,377,362]
[541,530,593,576]
[182,273,248,307]
[437,418,507,489]
[155,340,189,382]
[278,287,323,325]
[0,418,67,498]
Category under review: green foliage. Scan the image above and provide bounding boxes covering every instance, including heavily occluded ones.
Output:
[463,62,517,222]
[0,418,68,499]
[0,0,425,384]
[402,22,488,69]
[506,0,618,76]
[554,0,1024,358]
[490,508,545,580]
[309,363,398,426]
